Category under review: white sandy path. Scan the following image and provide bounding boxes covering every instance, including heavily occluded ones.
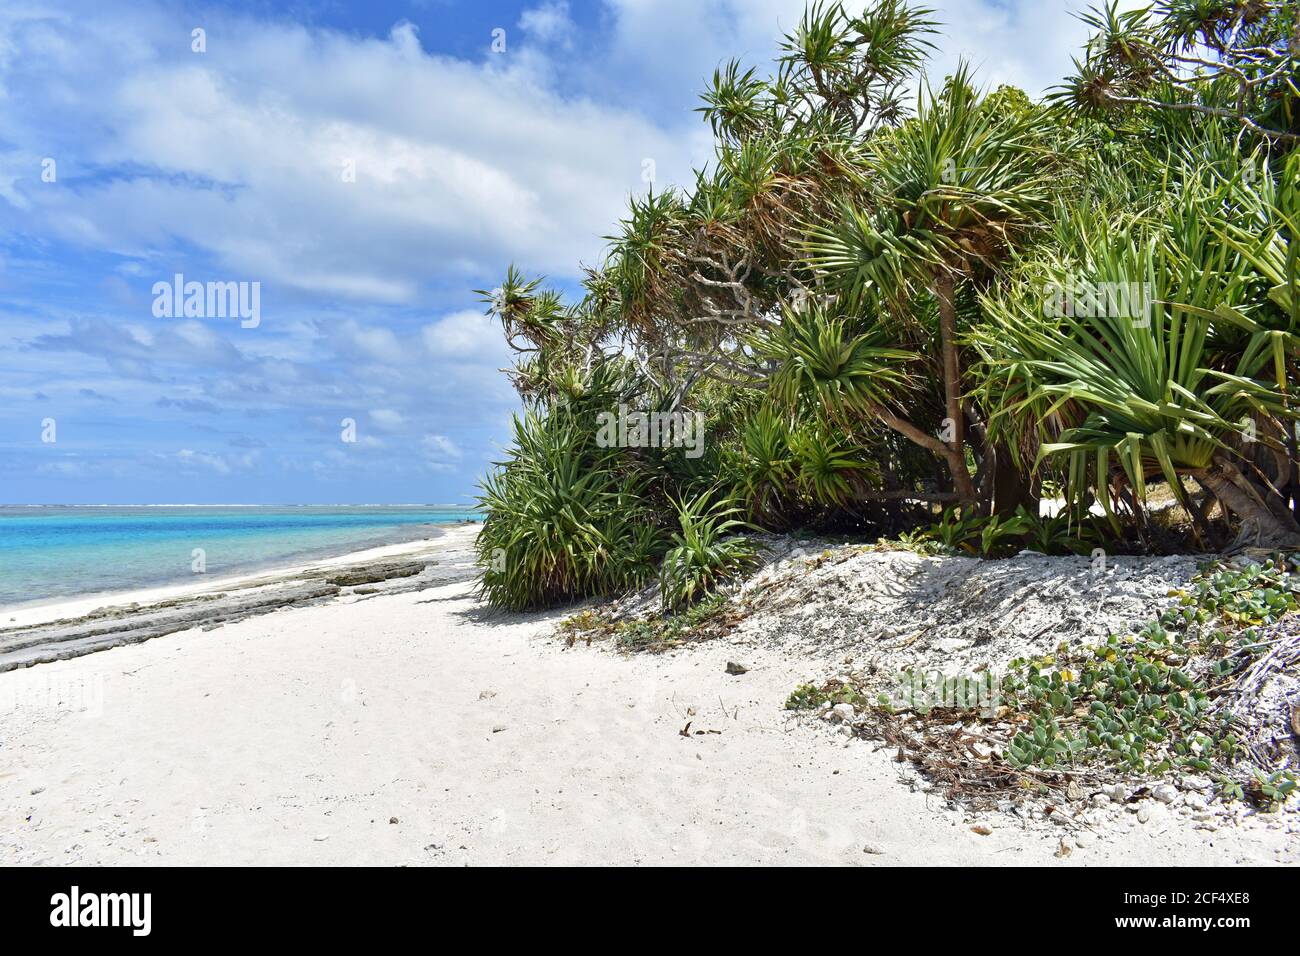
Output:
[1,559,1294,866]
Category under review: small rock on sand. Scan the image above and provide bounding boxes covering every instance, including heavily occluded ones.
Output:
[725,661,748,675]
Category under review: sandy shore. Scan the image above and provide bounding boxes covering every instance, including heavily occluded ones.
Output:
[1,527,1294,865]
[0,527,481,672]
[1,527,479,630]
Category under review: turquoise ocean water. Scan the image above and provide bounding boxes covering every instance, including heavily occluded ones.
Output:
[0,505,481,609]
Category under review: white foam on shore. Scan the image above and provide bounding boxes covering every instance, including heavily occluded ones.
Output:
[0,525,480,629]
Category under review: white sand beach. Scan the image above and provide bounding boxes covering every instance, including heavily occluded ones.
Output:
[1,526,1295,866]
[1,532,469,631]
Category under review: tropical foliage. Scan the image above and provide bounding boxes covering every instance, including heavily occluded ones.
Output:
[658,491,758,611]
[475,0,1300,610]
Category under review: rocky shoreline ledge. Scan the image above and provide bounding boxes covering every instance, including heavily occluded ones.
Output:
[0,526,481,672]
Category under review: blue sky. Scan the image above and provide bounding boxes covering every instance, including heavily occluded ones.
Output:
[0,0,1119,504]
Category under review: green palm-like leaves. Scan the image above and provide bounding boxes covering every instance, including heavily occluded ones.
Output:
[475,361,664,610]
[474,1,1300,585]
[804,203,932,309]
[1214,150,1300,328]
[604,188,690,331]
[777,0,937,132]
[476,412,659,610]
[698,60,771,142]
[789,420,878,506]
[806,64,1055,305]
[752,299,916,420]
[659,491,758,611]
[724,407,798,524]
[476,265,567,350]
[975,217,1292,515]
[1056,1,1298,144]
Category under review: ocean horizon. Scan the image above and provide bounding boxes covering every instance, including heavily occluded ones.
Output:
[0,504,482,609]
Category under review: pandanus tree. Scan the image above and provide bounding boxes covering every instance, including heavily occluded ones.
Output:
[476,266,590,402]
[472,0,1300,613]
[804,67,1058,507]
[657,0,940,357]
[972,135,1300,546]
[968,0,1300,545]
[1059,0,1299,147]
[591,7,1066,517]
[585,0,952,521]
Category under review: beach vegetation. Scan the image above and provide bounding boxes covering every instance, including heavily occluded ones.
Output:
[556,593,734,651]
[659,490,759,611]
[476,0,1300,611]
[797,553,1300,806]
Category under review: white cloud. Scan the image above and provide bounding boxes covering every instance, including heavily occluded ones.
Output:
[422,434,462,460]
[422,309,507,361]
[0,1,1140,310]
[176,448,233,474]
[0,2,697,302]
[519,2,576,46]
[421,433,463,471]
[339,321,407,364]
[369,408,405,431]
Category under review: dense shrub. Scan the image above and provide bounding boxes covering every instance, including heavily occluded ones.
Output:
[474,1,1300,610]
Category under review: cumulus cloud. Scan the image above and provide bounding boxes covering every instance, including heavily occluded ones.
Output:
[422,309,508,361]
[520,2,577,47]
[337,321,408,365]
[423,433,463,459]
[176,448,233,474]
[1,1,1124,314]
[27,316,260,381]
[0,0,1142,504]
[421,433,464,471]
[0,1,697,303]
[368,408,405,431]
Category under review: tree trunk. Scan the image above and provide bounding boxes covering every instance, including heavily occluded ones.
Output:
[934,274,976,503]
[1288,424,1299,522]
[992,444,1037,516]
[866,403,971,508]
[1194,457,1300,549]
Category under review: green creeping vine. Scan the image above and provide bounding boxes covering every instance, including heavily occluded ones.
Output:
[790,554,1300,809]
[1001,556,1300,806]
